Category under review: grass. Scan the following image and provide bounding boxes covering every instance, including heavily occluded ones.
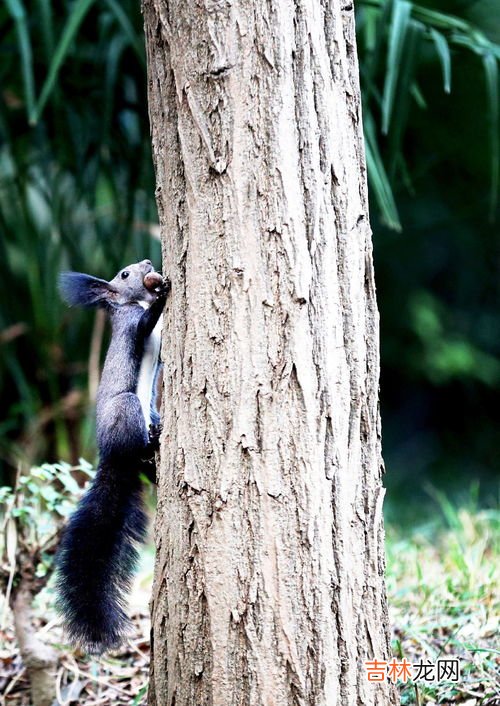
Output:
[0,480,497,704]
[386,493,499,705]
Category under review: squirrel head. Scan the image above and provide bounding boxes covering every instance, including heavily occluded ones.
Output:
[59,260,162,309]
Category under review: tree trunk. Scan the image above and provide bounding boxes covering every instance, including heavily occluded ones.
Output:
[143,1,398,704]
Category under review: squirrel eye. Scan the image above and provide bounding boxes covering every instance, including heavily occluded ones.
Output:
[121,271,129,279]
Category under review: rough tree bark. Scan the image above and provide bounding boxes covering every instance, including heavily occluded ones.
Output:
[143,1,398,704]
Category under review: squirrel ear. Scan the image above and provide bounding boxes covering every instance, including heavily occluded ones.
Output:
[59,272,117,308]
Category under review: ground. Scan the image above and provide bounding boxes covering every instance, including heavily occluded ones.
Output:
[1,500,498,705]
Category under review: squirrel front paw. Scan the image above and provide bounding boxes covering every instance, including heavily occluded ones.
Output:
[148,423,162,451]
[156,277,171,298]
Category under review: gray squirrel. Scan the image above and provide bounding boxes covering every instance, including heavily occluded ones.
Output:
[56,259,170,653]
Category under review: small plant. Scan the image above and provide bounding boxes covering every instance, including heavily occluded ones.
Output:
[0,460,94,706]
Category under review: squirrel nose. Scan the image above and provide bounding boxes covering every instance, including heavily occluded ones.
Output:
[141,259,153,269]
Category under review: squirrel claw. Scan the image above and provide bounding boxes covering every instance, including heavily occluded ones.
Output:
[157,278,171,298]
[148,423,162,450]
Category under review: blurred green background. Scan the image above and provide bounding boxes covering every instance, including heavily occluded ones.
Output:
[0,0,498,523]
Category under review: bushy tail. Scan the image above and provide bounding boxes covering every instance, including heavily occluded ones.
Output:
[56,463,147,654]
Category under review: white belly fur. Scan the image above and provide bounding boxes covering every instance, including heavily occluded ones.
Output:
[136,314,162,428]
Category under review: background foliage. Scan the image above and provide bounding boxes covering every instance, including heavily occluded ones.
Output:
[0,0,499,520]
[356,0,500,518]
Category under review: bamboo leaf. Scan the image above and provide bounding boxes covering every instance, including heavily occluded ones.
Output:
[430,28,452,93]
[452,34,500,61]
[411,5,470,34]
[410,82,427,109]
[103,34,128,142]
[4,0,36,122]
[364,112,401,231]
[382,0,413,134]
[31,0,97,124]
[386,19,423,177]
[102,0,145,64]
[482,52,499,219]
[36,0,55,59]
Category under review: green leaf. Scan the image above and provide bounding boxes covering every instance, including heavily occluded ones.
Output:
[364,111,401,230]
[482,52,499,219]
[31,0,98,124]
[102,0,145,64]
[411,5,470,35]
[430,28,452,93]
[386,19,423,177]
[360,5,378,54]
[35,562,48,578]
[36,0,55,60]
[448,31,500,64]
[77,458,96,476]
[410,82,427,109]
[132,684,148,706]
[58,472,81,495]
[382,0,413,134]
[4,0,36,122]
[102,34,128,145]
[39,485,59,504]
[0,487,13,502]
[12,506,34,518]
[54,499,76,517]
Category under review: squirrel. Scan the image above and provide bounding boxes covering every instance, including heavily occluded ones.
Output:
[56,259,170,654]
